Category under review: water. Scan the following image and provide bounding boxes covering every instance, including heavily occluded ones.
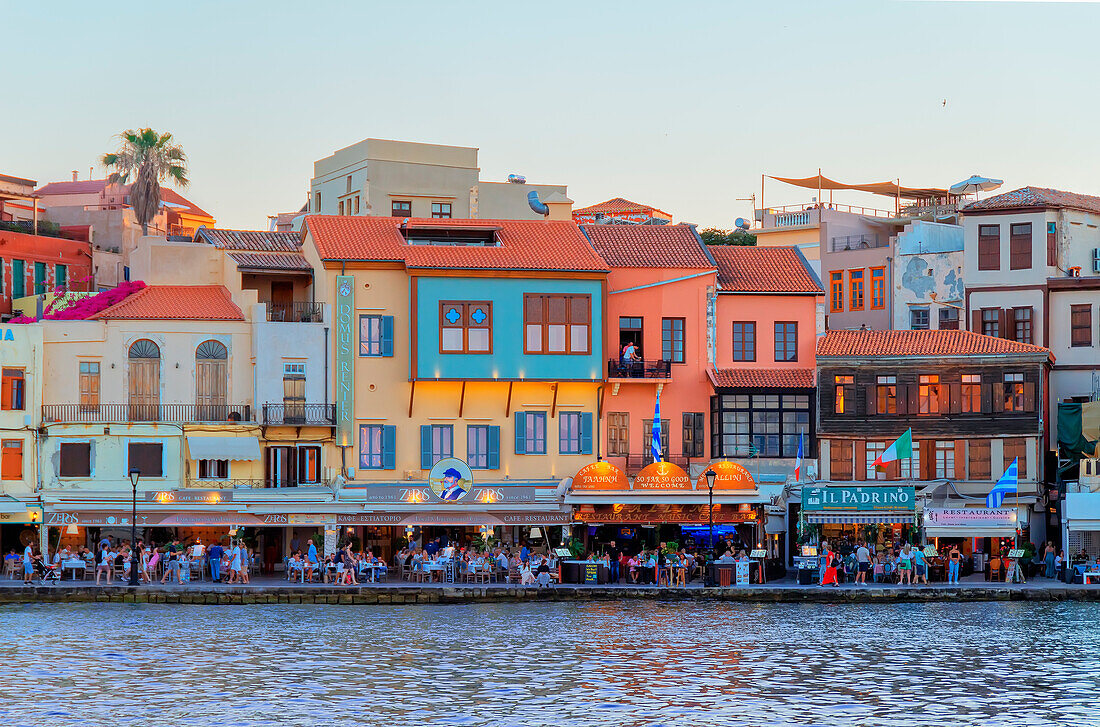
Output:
[0,601,1096,726]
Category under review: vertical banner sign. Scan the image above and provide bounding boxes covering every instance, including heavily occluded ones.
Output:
[335,275,355,449]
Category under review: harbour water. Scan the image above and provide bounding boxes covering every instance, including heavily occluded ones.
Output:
[0,601,1097,726]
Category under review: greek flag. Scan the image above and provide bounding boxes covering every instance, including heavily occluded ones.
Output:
[651,392,662,463]
[987,457,1018,508]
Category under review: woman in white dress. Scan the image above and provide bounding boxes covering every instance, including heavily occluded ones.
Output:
[227,542,242,584]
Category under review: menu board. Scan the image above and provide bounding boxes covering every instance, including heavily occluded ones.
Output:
[584,563,598,584]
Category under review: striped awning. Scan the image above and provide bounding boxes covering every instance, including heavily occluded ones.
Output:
[806,512,915,525]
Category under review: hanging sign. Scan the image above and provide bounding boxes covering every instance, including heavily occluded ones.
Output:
[335,275,355,448]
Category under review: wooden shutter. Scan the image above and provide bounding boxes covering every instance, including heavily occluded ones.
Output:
[907,385,918,415]
[949,383,961,414]
[59,442,91,477]
[196,360,228,420]
[128,359,160,421]
[514,412,526,454]
[953,440,966,480]
[992,382,1005,413]
[919,439,934,480]
[1,440,23,480]
[1047,224,1057,266]
[895,385,907,415]
[971,309,981,333]
[937,384,949,414]
[580,413,593,456]
[853,441,867,481]
[1023,382,1036,412]
[981,383,992,414]
[997,309,1006,339]
[865,385,877,415]
[382,426,396,470]
[127,443,163,477]
[420,425,433,469]
[487,426,500,469]
[381,316,394,357]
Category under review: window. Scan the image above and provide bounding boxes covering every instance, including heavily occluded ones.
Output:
[910,307,930,330]
[969,440,992,480]
[467,425,500,470]
[55,264,67,289]
[515,412,547,454]
[661,318,684,363]
[346,175,352,194]
[391,200,411,217]
[440,301,492,354]
[431,202,452,219]
[848,270,865,310]
[1071,305,1092,347]
[523,294,591,354]
[1003,438,1027,479]
[59,442,91,477]
[877,376,897,414]
[198,459,229,480]
[127,443,163,478]
[1009,223,1032,270]
[918,375,941,415]
[642,419,671,462]
[939,307,959,330]
[899,442,920,479]
[1003,373,1025,412]
[978,224,1000,270]
[870,267,886,310]
[683,413,705,458]
[981,308,1000,338]
[732,322,755,362]
[298,446,321,484]
[33,261,46,294]
[79,362,100,412]
[314,192,321,212]
[11,259,24,298]
[359,425,395,470]
[834,375,854,414]
[934,441,954,479]
[866,442,887,480]
[711,394,809,459]
[1,440,23,481]
[774,322,797,362]
[830,272,843,312]
[420,424,454,468]
[1,369,25,411]
[354,196,360,215]
[830,439,853,480]
[607,412,629,456]
[1047,221,1058,266]
[559,412,593,455]
[282,362,305,421]
[338,200,345,216]
[1012,307,1033,344]
[961,374,981,413]
[359,315,394,356]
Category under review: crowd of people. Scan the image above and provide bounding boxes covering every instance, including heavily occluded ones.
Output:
[286,539,388,585]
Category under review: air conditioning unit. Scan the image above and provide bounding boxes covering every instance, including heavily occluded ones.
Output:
[1093,248,1100,273]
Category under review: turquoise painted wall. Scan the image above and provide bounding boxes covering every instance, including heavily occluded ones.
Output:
[415,277,603,380]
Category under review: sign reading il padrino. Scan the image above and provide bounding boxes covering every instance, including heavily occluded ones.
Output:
[802,486,915,512]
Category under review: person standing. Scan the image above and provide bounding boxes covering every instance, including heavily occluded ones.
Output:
[1043,541,1056,579]
[22,542,34,584]
[948,544,962,585]
[898,544,913,585]
[855,540,871,585]
[208,540,224,582]
[227,541,242,584]
[912,545,928,586]
[307,538,319,570]
[606,540,621,584]
[820,544,839,587]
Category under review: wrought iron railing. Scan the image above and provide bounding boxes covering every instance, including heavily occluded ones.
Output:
[262,403,336,426]
[185,478,333,489]
[829,234,887,252]
[607,359,672,379]
[623,454,702,476]
[265,301,324,323]
[42,403,254,424]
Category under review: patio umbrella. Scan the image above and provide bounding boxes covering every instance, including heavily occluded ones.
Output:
[950,175,1003,199]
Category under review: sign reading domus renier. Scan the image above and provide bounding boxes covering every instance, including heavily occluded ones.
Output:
[802,486,915,512]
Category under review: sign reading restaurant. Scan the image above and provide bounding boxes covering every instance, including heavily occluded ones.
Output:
[802,486,915,512]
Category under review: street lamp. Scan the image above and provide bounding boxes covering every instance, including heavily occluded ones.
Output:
[128,468,141,586]
[704,468,717,586]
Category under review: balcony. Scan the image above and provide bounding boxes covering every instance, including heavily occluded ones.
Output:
[265,301,324,323]
[607,359,672,380]
[829,234,888,253]
[623,454,704,476]
[262,403,336,426]
[42,403,254,424]
[184,478,333,489]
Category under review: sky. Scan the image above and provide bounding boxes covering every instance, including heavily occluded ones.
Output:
[6,0,1100,230]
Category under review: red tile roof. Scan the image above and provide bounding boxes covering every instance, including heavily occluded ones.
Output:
[92,285,244,321]
[964,187,1100,215]
[581,224,714,269]
[573,197,670,216]
[817,330,1051,358]
[159,188,213,219]
[227,251,312,271]
[710,245,823,294]
[33,179,213,219]
[305,216,608,272]
[197,228,301,252]
[709,368,815,389]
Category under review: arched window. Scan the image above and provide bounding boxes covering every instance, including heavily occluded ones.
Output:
[128,339,160,359]
[195,340,228,420]
[127,340,160,421]
[196,340,227,360]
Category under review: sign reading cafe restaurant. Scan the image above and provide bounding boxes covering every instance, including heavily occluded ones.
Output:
[802,486,915,512]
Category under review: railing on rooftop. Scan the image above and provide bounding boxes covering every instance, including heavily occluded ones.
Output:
[0,220,68,240]
[607,359,672,379]
[898,202,960,218]
[265,301,324,323]
[183,478,333,489]
[262,403,336,426]
[42,403,254,424]
[622,454,702,476]
[829,234,888,253]
[761,203,896,227]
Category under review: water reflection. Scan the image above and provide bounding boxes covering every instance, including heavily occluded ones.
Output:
[0,601,1096,726]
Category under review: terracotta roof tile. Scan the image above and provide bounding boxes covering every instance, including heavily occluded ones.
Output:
[817,330,1051,358]
[710,368,815,388]
[227,251,312,271]
[710,245,823,294]
[963,186,1100,215]
[581,224,714,269]
[197,228,302,252]
[573,197,669,216]
[305,216,608,272]
[34,179,214,219]
[92,285,244,321]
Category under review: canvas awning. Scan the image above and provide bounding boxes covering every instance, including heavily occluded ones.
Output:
[805,512,915,525]
[186,436,261,461]
[767,174,950,201]
[925,525,1016,538]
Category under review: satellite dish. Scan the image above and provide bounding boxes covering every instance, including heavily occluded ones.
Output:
[734,218,750,230]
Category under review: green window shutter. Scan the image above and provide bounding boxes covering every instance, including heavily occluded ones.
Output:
[382,425,396,470]
[381,316,394,357]
[488,426,501,469]
[55,264,67,289]
[580,413,593,455]
[420,425,433,469]
[514,412,526,455]
[12,260,24,298]
[33,262,46,294]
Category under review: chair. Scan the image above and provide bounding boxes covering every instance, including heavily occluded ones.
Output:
[3,559,18,580]
[507,562,521,585]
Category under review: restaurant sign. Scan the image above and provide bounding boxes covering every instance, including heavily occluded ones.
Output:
[145,490,233,504]
[351,484,536,504]
[923,508,1017,528]
[575,504,759,525]
[45,511,264,527]
[258,511,572,527]
[802,486,915,512]
[335,274,355,448]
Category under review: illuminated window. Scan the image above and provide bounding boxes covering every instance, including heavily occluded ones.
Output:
[918,374,941,414]
[834,375,853,414]
[1003,373,1025,412]
[961,374,981,413]
[876,375,896,414]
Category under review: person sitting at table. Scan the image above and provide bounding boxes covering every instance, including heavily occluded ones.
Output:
[627,555,640,583]
[520,558,536,585]
[287,553,303,582]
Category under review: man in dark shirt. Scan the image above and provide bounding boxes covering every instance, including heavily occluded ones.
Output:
[208,541,224,582]
[606,540,621,584]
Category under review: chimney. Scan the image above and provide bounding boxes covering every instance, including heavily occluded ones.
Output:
[541,192,574,222]
[72,170,78,182]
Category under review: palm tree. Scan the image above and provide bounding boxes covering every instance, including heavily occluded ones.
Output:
[101,128,189,235]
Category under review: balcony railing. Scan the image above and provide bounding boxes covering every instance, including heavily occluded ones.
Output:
[829,234,888,253]
[265,301,324,323]
[42,403,254,424]
[607,359,672,379]
[262,403,336,426]
[623,454,703,476]
[184,478,333,489]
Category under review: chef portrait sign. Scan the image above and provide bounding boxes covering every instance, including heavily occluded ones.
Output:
[429,458,474,502]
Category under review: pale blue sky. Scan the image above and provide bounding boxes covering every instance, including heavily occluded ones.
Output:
[6,0,1100,229]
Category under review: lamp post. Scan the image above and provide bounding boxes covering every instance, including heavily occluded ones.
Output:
[128,468,141,586]
[704,468,717,586]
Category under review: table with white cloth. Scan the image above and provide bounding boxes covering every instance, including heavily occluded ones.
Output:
[61,559,86,581]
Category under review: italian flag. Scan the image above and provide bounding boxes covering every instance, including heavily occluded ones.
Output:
[873,428,912,468]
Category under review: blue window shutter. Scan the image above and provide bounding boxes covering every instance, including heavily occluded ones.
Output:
[488,426,501,469]
[381,316,394,357]
[580,413,593,455]
[514,413,526,455]
[420,425,433,469]
[382,426,396,470]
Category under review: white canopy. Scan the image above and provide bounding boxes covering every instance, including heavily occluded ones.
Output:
[186,436,261,461]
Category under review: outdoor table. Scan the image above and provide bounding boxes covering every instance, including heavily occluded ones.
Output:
[1084,571,1100,585]
[358,564,384,583]
[61,560,85,581]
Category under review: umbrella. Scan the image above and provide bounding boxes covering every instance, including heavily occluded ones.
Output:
[950,175,1003,197]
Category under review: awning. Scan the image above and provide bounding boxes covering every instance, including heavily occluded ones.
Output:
[925,526,1016,538]
[767,174,950,201]
[186,436,261,461]
[806,512,915,525]
[0,496,29,514]
[764,513,786,534]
